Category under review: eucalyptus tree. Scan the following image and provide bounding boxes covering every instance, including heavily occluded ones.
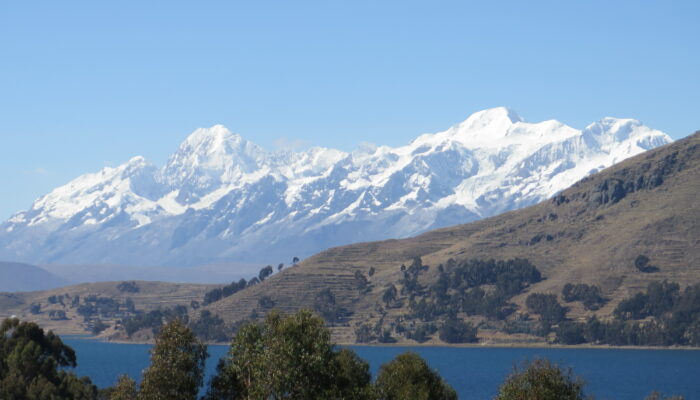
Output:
[0,318,97,399]
[205,309,373,399]
[138,319,208,400]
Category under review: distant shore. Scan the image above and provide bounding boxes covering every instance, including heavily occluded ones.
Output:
[68,334,700,351]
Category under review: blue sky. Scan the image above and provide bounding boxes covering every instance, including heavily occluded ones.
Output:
[1,1,698,219]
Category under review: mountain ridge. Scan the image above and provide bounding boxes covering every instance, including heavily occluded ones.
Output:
[0,107,672,266]
[203,130,700,345]
[0,262,70,292]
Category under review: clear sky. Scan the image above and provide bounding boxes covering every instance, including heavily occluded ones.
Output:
[1,1,698,219]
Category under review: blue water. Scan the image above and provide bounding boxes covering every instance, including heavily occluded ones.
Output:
[63,338,700,400]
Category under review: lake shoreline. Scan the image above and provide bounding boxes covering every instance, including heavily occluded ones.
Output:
[63,338,700,399]
[74,334,700,351]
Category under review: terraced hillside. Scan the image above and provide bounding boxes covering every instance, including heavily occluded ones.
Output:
[203,131,700,345]
[0,281,218,336]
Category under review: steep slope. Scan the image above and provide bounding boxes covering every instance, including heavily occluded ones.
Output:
[0,108,671,266]
[203,131,700,344]
[0,262,70,292]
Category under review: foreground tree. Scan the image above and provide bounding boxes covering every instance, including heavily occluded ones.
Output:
[109,375,138,400]
[138,319,208,400]
[0,318,97,399]
[375,352,457,400]
[495,358,587,400]
[329,348,376,399]
[205,309,373,399]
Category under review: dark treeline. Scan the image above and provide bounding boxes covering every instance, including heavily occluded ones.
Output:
[361,258,541,344]
[203,278,248,305]
[0,312,685,400]
[556,281,700,347]
[203,259,301,306]
[357,257,543,344]
[415,257,542,321]
[122,305,189,337]
[562,283,607,310]
[120,262,292,340]
[119,255,700,351]
[121,305,235,342]
[526,293,567,331]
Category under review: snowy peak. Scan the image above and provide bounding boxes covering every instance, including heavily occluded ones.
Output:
[451,107,524,142]
[584,117,645,142]
[0,108,674,267]
[410,108,571,153]
[463,106,524,126]
[10,156,158,226]
[162,125,268,197]
[177,124,253,161]
[582,117,671,153]
[168,124,266,172]
[426,107,525,147]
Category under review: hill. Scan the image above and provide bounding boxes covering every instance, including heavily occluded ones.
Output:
[202,130,700,345]
[0,280,218,336]
[0,261,70,292]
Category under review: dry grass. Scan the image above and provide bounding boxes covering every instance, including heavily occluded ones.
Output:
[4,132,698,345]
[204,131,700,344]
[0,281,218,335]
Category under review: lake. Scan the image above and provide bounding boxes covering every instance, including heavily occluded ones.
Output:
[63,339,700,399]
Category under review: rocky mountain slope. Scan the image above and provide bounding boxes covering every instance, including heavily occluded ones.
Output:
[202,130,700,345]
[0,107,671,266]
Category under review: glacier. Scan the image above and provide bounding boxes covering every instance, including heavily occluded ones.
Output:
[0,107,672,267]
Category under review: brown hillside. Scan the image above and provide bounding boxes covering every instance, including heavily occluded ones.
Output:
[202,131,700,344]
[0,281,218,335]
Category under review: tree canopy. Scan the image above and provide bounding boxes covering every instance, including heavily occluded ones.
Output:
[375,352,457,400]
[205,309,373,399]
[0,318,97,399]
[495,359,587,400]
[108,375,138,400]
[138,319,208,400]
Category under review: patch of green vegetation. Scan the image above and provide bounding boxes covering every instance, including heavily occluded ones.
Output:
[2,313,686,399]
[203,279,247,305]
[0,318,98,399]
[189,310,232,342]
[526,293,567,327]
[495,359,587,400]
[116,281,139,293]
[562,283,607,310]
[360,257,544,344]
[77,295,129,321]
[556,281,700,346]
[122,305,189,337]
[203,264,288,306]
[314,288,351,323]
[438,317,478,344]
[417,258,542,321]
[635,255,660,273]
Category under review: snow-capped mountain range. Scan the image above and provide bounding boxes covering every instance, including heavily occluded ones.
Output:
[0,107,672,267]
